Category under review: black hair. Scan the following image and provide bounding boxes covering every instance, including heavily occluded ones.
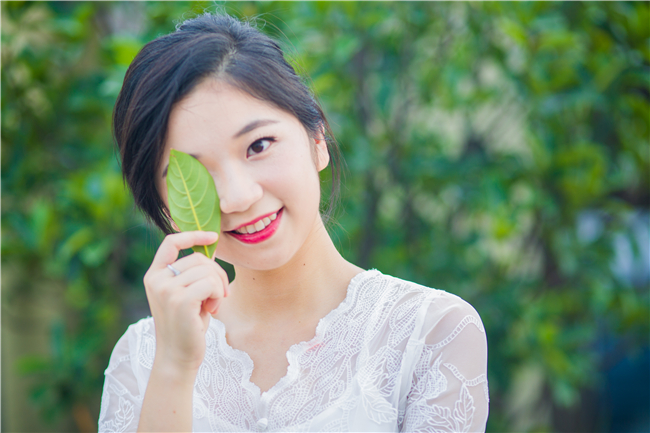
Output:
[113,13,341,234]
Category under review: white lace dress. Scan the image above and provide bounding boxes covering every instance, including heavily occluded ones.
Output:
[98,269,489,432]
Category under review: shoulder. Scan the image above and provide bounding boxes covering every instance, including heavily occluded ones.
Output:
[106,316,156,374]
[100,318,154,430]
[353,269,439,305]
[119,316,156,345]
[355,269,480,317]
[353,269,484,341]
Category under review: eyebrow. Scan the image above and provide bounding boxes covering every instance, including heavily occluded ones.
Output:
[161,153,200,178]
[233,119,279,139]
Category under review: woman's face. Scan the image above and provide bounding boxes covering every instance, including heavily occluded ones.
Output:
[157,79,329,270]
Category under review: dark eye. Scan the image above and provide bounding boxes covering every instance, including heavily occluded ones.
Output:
[247,137,274,157]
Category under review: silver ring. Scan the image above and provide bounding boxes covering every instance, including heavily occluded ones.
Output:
[167,264,181,277]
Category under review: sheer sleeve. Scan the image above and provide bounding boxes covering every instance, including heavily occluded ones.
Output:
[98,319,155,433]
[400,291,489,433]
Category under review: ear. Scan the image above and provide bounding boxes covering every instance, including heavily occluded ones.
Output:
[314,129,330,172]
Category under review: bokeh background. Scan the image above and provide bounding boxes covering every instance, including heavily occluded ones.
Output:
[2,2,649,432]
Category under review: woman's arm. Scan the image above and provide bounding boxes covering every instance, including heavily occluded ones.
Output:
[137,358,197,431]
[401,292,489,432]
[136,231,228,432]
[99,324,143,433]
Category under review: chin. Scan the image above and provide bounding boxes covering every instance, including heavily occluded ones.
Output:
[215,245,297,272]
[231,256,294,273]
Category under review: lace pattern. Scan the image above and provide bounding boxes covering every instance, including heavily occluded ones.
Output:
[99,270,489,432]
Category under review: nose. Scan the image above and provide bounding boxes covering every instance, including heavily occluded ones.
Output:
[215,164,263,214]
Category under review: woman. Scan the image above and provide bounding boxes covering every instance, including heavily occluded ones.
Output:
[99,12,488,432]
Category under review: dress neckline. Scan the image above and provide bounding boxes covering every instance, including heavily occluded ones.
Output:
[208,269,379,401]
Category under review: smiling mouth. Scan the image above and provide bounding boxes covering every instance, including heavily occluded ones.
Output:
[227,208,283,244]
[232,210,279,234]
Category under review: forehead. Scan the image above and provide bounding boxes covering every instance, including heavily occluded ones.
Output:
[168,80,289,140]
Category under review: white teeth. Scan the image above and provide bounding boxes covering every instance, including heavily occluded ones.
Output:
[234,211,279,235]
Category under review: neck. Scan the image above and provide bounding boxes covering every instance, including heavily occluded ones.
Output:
[226,218,362,325]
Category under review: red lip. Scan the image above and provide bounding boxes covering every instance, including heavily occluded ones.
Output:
[231,209,281,232]
[228,208,283,244]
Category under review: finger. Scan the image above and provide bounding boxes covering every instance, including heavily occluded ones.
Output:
[152,231,219,270]
[170,253,229,297]
[203,297,221,315]
[172,251,214,273]
[200,297,221,330]
[169,263,214,287]
[217,266,230,297]
[185,277,225,308]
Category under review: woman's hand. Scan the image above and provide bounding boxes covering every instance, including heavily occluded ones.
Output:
[143,230,228,374]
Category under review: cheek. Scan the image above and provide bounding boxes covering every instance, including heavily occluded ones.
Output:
[276,153,321,204]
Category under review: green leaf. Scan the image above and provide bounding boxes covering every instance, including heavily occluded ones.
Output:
[166,149,220,258]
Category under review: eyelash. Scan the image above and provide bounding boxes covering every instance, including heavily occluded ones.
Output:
[247,136,276,158]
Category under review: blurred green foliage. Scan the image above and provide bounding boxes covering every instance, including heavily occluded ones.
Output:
[2,2,648,432]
